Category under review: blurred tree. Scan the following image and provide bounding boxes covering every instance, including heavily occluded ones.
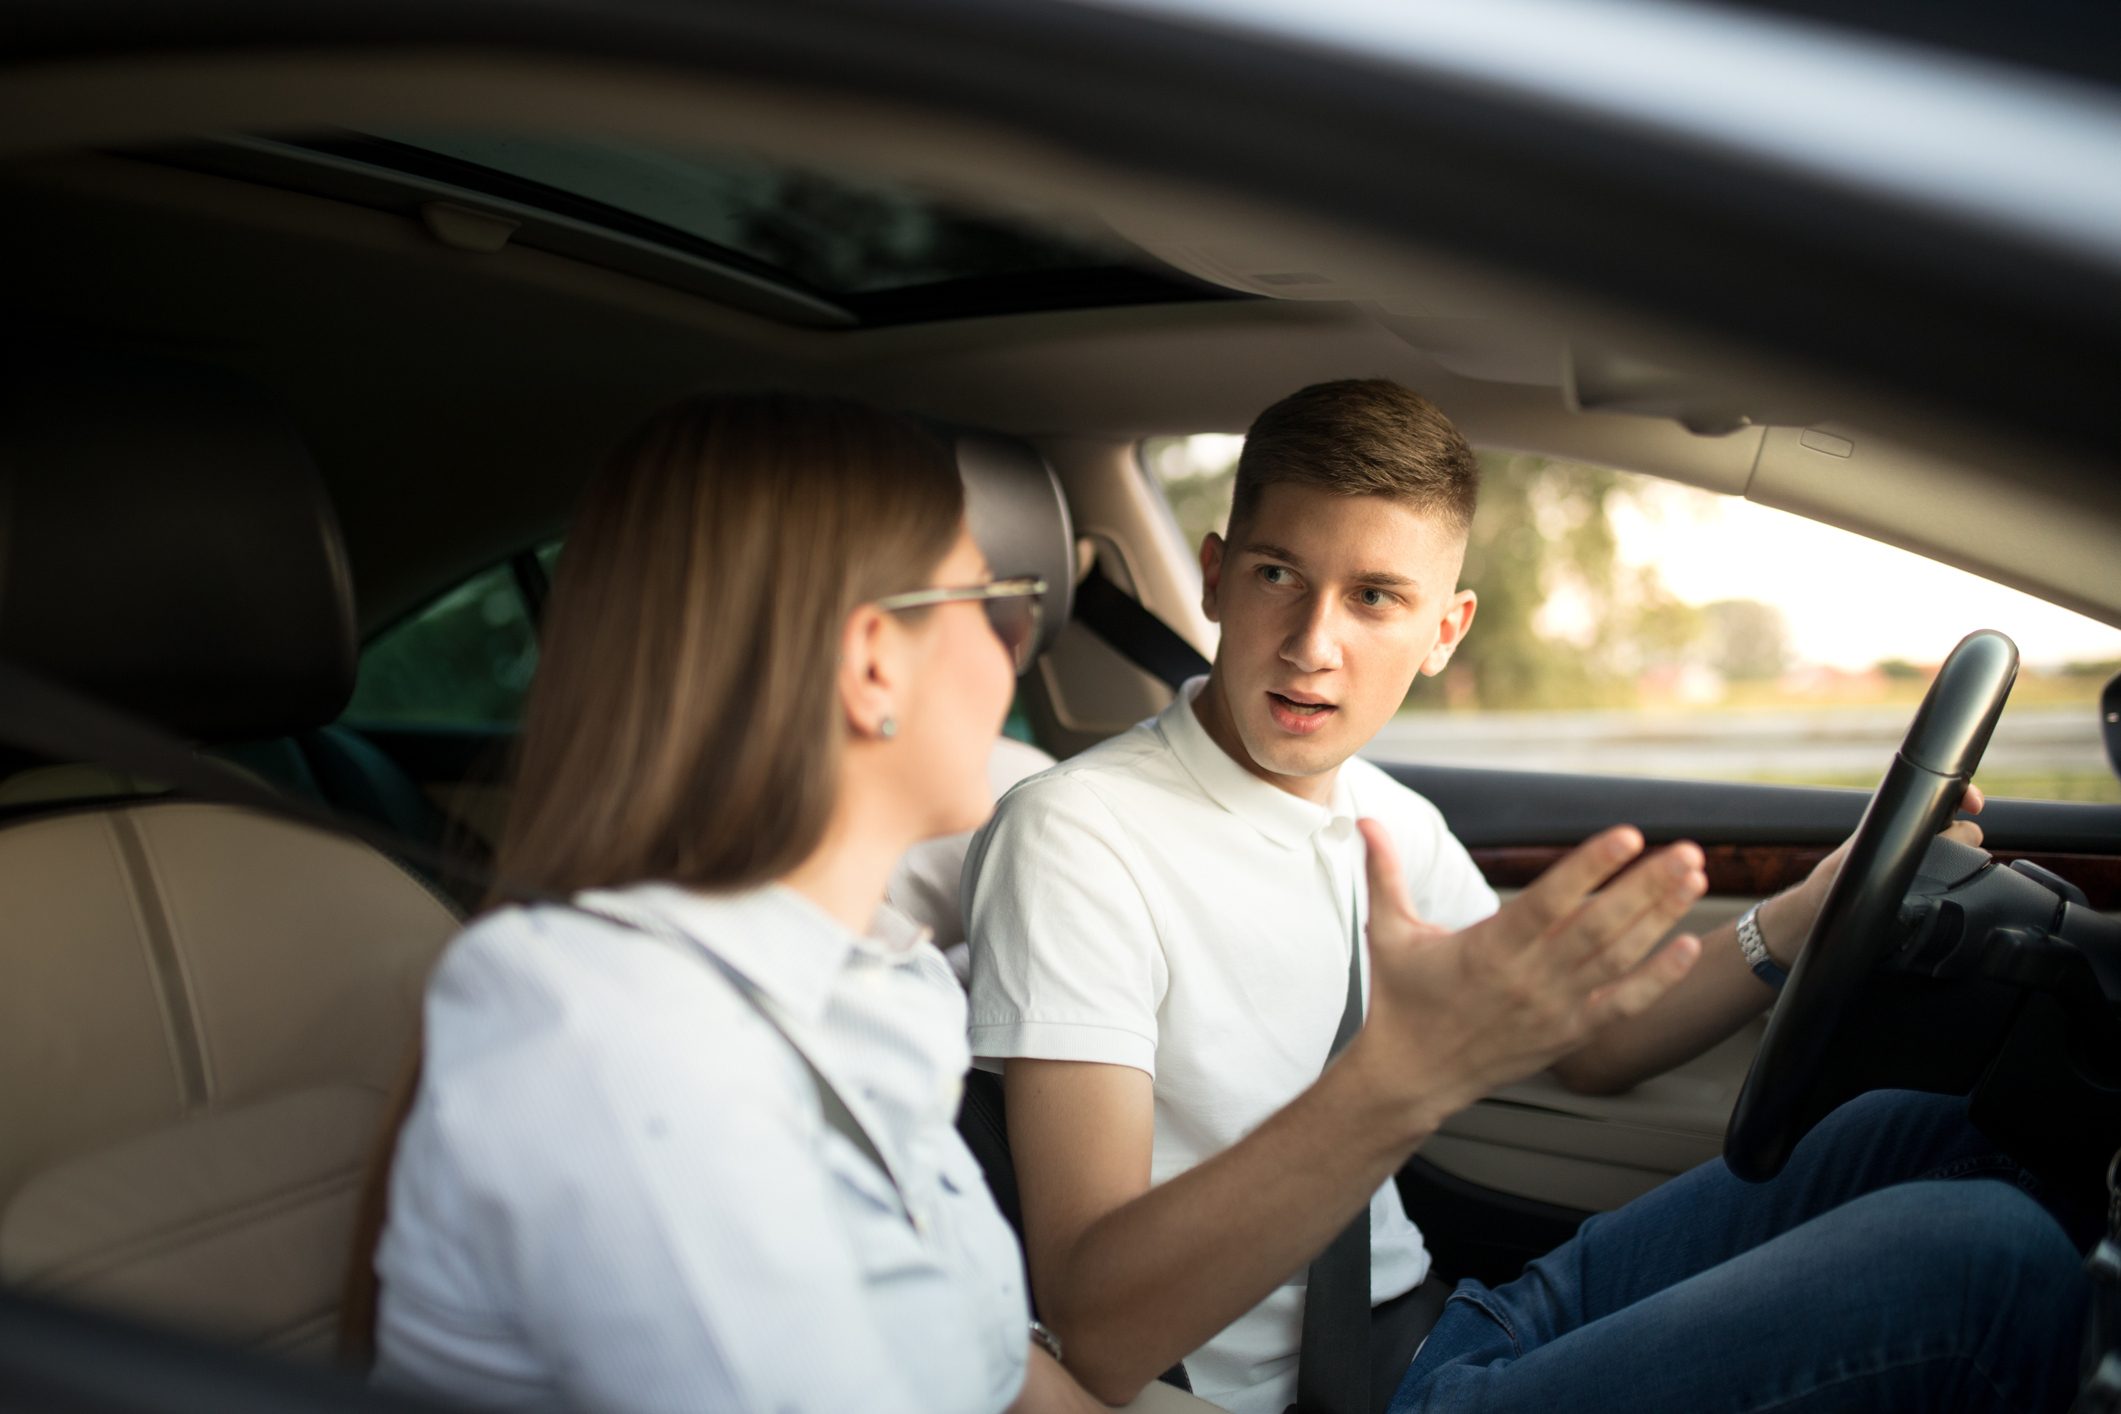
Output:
[1626,573,1707,674]
[1701,598,1792,681]
[1141,442,1690,712]
[1443,453,1673,710]
[1145,435,1243,555]
[347,565,538,725]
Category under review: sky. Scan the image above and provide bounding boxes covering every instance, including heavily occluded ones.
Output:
[1607,480,2121,672]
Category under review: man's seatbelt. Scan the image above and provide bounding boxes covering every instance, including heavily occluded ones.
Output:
[1063,576,1390,1411]
[1291,890,1371,1414]
[1070,564,1211,687]
[0,657,908,1230]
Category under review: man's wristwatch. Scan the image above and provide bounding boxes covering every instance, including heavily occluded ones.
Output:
[1736,902,1791,989]
[1029,1320,1063,1365]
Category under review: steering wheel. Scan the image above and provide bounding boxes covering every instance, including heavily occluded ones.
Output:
[1723,630,2019,1181]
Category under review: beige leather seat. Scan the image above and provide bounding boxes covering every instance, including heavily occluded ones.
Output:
[0,354,459,1358]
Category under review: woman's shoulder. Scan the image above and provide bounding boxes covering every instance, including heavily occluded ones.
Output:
[421,895,799,1097]
[433,894,713,1002]
[384,897,834,1287]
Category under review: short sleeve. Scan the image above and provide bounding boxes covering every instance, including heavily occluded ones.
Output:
[1408,822,1500,932]
[888,829,974,949]
[963,773,1167,1076]
[1357,766,1498,932]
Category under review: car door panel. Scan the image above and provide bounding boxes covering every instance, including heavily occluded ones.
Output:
[1393,762,2121,862]
[1377,761,2121,1248]
[1431,893,1754,1212]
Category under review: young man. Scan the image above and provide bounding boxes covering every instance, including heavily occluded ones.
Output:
[962,380,2087,1414]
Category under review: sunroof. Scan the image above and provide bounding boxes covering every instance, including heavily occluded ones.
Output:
[287,131,1229,325]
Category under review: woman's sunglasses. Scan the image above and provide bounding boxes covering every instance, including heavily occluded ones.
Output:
[875,575,1049,674]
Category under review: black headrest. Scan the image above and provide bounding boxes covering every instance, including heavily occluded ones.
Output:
[949,431,1075,665]
[0,352,356,742]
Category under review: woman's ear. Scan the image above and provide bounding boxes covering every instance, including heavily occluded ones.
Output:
[837,605,903,740]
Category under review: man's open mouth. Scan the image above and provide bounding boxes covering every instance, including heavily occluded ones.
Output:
[1267,691,1337,734]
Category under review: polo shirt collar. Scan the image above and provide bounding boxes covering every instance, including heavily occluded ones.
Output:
[1160,675,1359,850]
[608,882,930,1023]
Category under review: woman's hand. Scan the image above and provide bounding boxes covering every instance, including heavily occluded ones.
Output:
[1346,819,1707,1136]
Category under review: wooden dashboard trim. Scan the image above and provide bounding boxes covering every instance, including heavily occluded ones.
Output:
[1471,844,2121,911]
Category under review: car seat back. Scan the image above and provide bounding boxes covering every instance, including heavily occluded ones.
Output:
[0,353,458,1356]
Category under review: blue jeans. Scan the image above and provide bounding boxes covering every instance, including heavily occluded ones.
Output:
[1388,1090,2091,1413]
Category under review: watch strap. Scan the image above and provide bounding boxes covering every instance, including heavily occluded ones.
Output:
[1737,901,1790,989]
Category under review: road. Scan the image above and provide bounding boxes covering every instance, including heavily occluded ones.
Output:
[1365,704,2107,783]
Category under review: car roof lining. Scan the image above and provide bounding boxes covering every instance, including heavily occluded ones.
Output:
[0,51,2113,634]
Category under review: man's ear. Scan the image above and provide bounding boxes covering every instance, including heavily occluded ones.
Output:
[1419,589,1478,677]
[837,605,902,739]
[1200,532,1226,623]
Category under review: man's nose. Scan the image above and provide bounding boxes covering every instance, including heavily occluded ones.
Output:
[1280,592,1343,673]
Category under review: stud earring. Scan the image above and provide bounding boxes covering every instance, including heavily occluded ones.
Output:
[878,715,898,740]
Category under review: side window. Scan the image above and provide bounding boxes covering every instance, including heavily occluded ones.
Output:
[344,537,1052,750]
[1142,436,2121,803]
[1002,699,1039,746]
[345,561,540,727]
[1145,433,1243,559]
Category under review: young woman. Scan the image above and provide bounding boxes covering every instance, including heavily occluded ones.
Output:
[357,393,1096,1413]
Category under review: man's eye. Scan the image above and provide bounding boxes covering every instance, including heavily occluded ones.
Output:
[1258,565,1293,586]
[1358,588,1395,608]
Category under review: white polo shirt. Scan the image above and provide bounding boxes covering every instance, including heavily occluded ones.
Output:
[374,882,1030,1414]
[963,677,1497,1414]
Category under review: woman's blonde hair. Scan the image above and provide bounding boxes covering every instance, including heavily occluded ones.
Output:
[341,391,963,1361]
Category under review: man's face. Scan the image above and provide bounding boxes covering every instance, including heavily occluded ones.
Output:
[1200,482,1477,795]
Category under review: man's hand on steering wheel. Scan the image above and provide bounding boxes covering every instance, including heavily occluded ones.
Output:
[1727,628,2020,1181]
[1756,783,1989,972]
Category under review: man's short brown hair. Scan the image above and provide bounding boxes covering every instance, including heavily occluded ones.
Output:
[1230,379,1479,537]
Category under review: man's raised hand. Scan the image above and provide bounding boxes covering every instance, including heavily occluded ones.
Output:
[1347,819,1706,1132]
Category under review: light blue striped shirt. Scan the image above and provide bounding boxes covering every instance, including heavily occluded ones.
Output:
[373,882,1031,1413]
